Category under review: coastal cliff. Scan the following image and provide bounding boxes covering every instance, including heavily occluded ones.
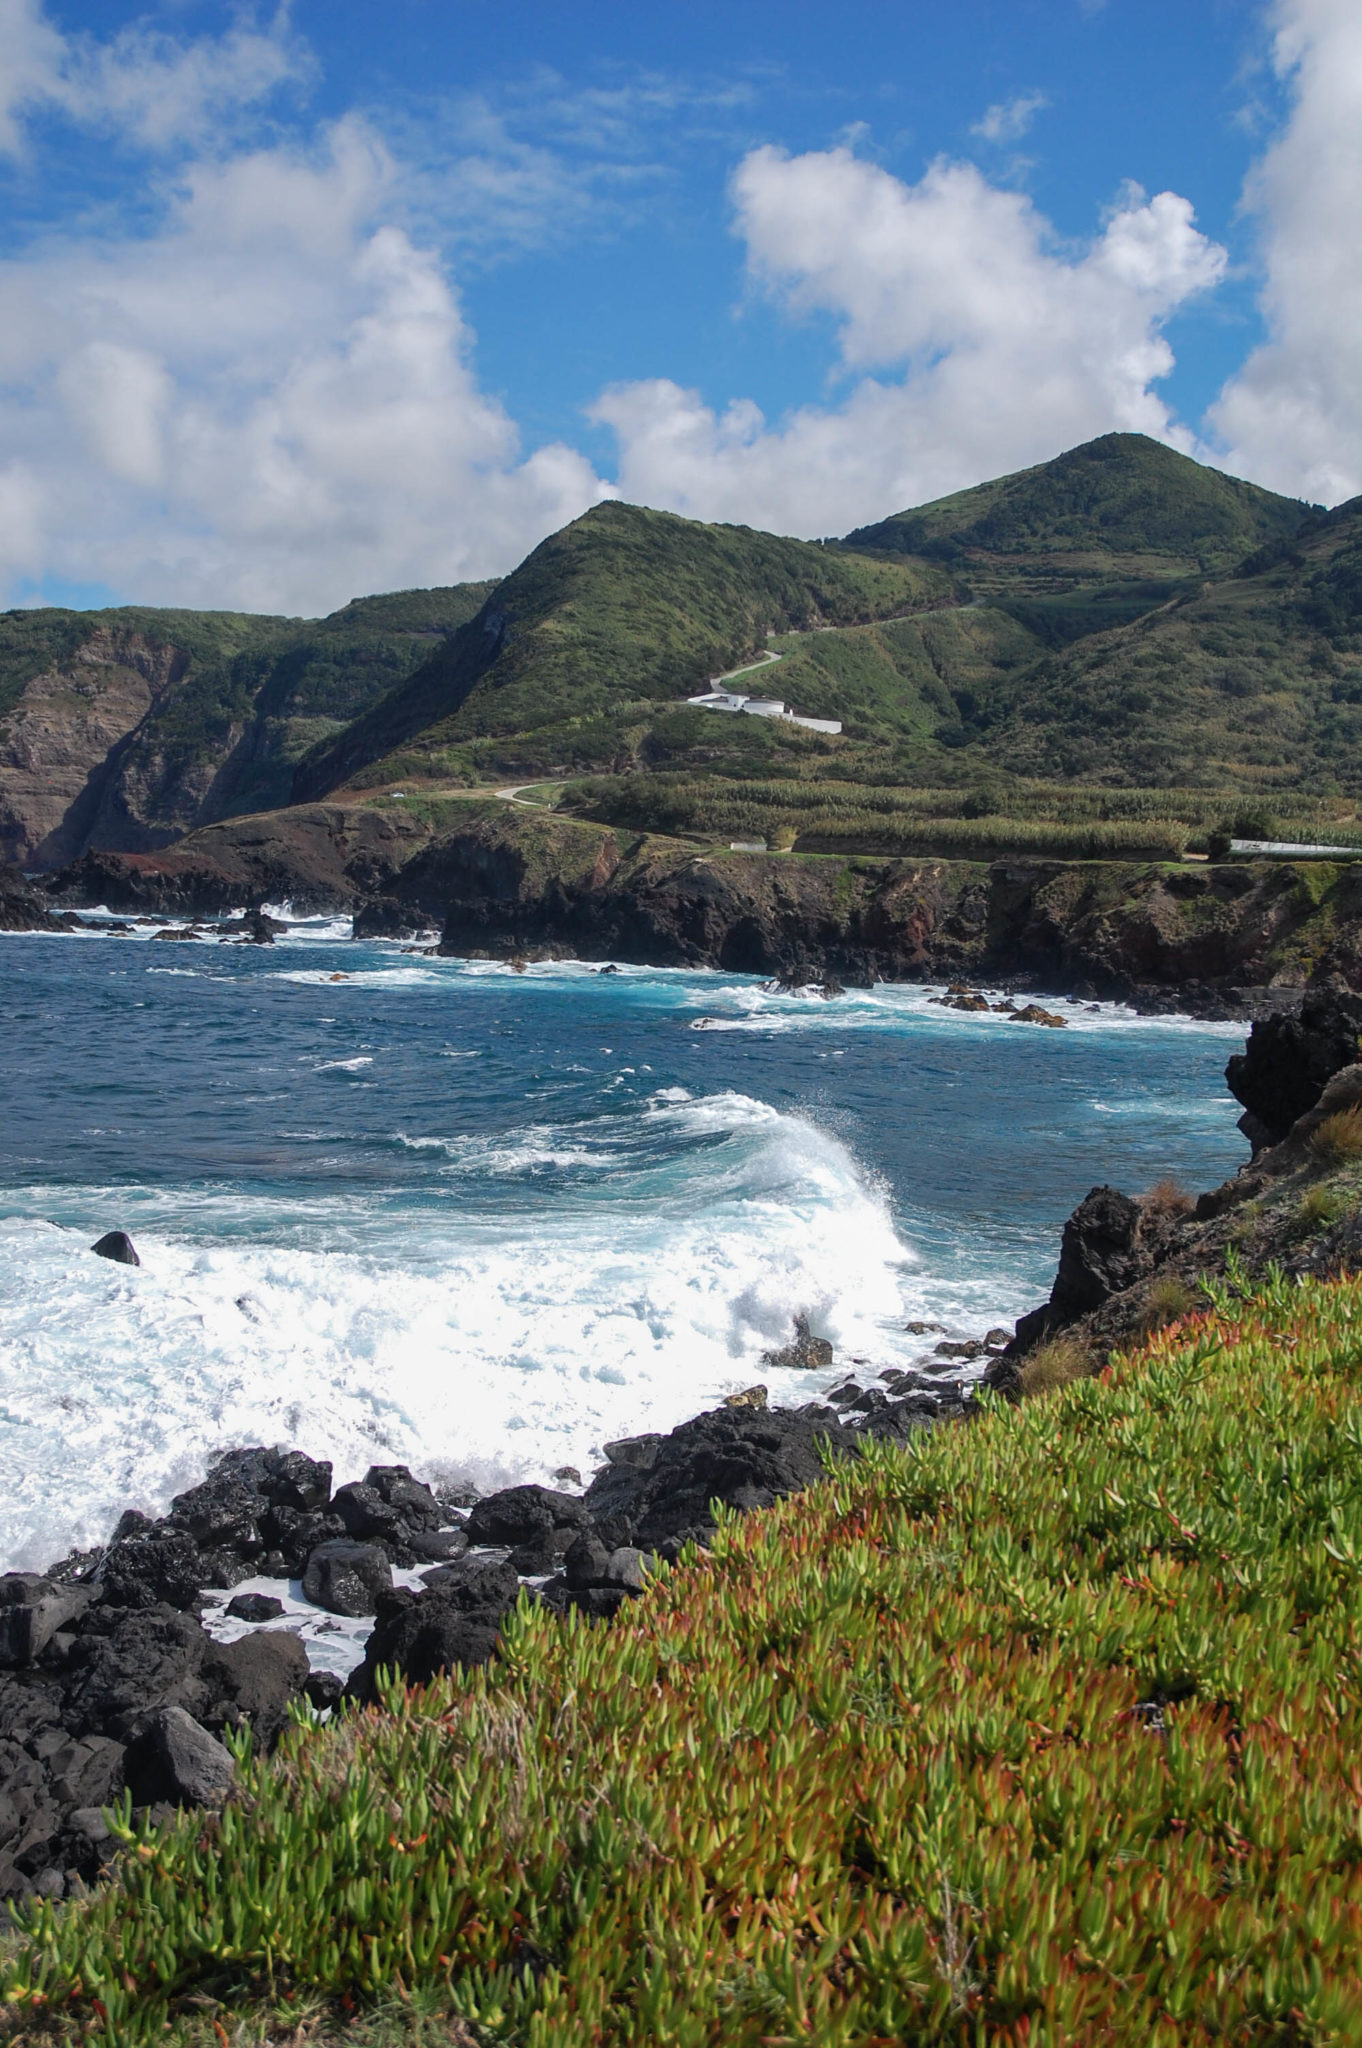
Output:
[44,798,1362,1010]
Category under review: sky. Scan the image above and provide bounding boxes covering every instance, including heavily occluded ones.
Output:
[0,0,1359,616]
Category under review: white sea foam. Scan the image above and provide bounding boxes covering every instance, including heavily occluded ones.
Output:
[0,1092,979,1570]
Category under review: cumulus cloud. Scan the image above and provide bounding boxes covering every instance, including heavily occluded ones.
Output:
[1208,0,1362,506]
[971,92,1048,145]
[0,0,309,154]
[0,116,609,612]
[593,146,1226,536]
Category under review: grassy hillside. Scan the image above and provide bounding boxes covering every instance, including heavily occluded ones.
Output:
[844,431,1310,576]
[972,501,1362,790]
[295,439,1342,848]
[11,1266,1362,2045]
[4,435,1348,868]
[292,502,955,798]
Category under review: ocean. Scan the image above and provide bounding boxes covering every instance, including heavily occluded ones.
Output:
[0,916,1247,1571]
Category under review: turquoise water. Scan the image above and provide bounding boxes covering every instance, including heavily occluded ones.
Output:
[0,918,1247,1567]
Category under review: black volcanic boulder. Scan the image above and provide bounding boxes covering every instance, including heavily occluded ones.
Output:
[331,1482,406,1546]
[464,1485,590,1548]
[90,1231,140,1266]
[344,1557,520,1702]
[201,1632,309,1748]
[302,1540,391,1617]
[60,1606,208,1740]
[582,1405,860,1553]
[1227,989,1362,1151]
[98,1531,206,1612]
[125,1707,234,1807]
[168,1473,264,1558]
[362,1465,443,1532]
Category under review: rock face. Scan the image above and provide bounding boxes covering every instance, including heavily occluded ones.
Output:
[0,863,76,934]
[580,1406,862,1554]
[1226,987,1362,1150]
[34,800,1362,1013]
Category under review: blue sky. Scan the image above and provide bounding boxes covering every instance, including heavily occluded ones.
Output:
[0,0,1358,613]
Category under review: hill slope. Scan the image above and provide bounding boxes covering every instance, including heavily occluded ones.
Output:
[971,498,1362,788]
[0,583,496,866]
[291,501,954,800]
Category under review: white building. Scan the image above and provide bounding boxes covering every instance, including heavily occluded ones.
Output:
[685,689,841,735]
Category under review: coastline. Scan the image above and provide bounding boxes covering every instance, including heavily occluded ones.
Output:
[21,798,1362,1019]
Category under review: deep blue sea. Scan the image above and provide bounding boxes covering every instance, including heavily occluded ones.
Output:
[0,916,1248,1569]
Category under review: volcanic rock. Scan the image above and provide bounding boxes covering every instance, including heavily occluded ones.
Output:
[464,1485,591,1548]
[301,1540,392,1617]
[90,1230,139,1266]
[127,1707,234,1807]
[761,1313,834,1371]
[1226,987,1362,1151]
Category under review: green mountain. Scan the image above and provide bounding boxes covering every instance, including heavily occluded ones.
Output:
[6,431,1351,872]
[971,496,1362,788]
[290,501,952,800]
[0,583,495,866]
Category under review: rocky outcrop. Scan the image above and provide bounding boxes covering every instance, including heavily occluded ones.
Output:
[44,803,438,917]
[1226,986,1362,1150]
[33,800,1362,1010]
[0,864,76,933]
[991,1001,1362,1388]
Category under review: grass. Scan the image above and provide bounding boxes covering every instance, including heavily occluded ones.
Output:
[1014,1332,1092,1396]
[15,1267,1362,2043]
[1295,1185,1350,1235]
[1308,1107,1362,1167]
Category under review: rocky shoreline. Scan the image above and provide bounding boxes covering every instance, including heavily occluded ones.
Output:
[24,802,1362,1016]
[4,944,1358,1914]
[0,1360,978,1906]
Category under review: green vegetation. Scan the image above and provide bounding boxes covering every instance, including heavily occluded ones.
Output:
[13,1269,1362,2044]
[8,434,1361,869]
[294,502,954,800]
[844,431,1309,574]
[561,773,1195,859]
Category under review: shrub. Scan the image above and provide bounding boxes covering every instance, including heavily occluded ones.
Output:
[1136,1273,1199,1333]
[1295,1183,1349,1234]
[1308,1104,1362,1165]
[1142,1176,1195,1219]
[1016,1332,1091,1397]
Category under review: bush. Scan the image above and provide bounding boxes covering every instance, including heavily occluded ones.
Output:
[1308,1105,1362,1166]
[1136,1274,1199,1333]
[1295,1183,1350,1234]
[1016,1332,1093,1397]
[1142,1176,1195,1219]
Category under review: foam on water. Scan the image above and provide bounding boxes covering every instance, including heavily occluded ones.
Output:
[0,928,1249,1573]
[0,1091,931,1567]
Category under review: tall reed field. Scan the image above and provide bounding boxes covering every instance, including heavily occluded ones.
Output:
[9,1266,1362,2045]
[564,771,1362,862]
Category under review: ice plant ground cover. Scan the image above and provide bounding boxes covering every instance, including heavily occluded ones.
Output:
[9,1266,1362,2045]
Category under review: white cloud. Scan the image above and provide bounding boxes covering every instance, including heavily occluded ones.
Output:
[0,0,309,155]
[592,146,1226,536]
[0,117,610,612]
[1208,0,1362,506]
[971,92,1048,145]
